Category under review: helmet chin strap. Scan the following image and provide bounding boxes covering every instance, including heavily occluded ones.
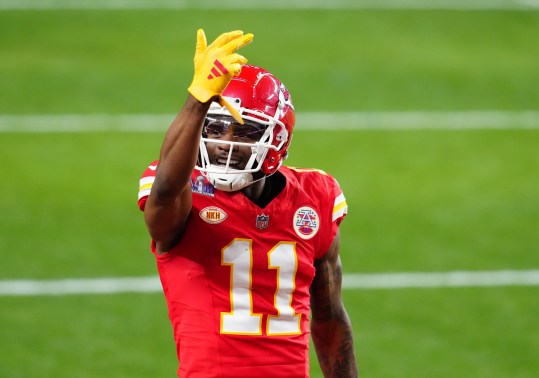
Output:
[205,165,254,192]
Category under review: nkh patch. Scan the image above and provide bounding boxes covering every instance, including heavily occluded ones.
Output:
[293,206,319,239]
[199,206,227,224]
[256,214,270,230]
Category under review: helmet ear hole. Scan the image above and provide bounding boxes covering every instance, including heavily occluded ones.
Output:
[223,96,242,109]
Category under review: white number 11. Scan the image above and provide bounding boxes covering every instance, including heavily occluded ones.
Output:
[220,239,302,336]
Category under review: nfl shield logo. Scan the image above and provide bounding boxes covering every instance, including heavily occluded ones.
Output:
[256,214,269,230]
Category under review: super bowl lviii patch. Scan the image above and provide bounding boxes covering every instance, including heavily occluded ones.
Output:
[191,175,215,197]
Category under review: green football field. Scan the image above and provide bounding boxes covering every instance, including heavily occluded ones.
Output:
[1,2,539,377]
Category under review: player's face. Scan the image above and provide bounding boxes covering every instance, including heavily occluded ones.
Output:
[203,117,265,170]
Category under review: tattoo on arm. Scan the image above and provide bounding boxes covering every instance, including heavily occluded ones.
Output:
[311,235,358,377]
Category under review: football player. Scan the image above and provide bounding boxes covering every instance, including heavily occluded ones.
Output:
[138,29,358,378]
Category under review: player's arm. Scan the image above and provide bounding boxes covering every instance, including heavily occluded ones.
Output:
[143,29,253,253]
[143,96,209,253]
[310,230,358,377]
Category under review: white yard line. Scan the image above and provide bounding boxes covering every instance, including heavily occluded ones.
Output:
[0,276,161,296]
[0,0,538,10]
[1,270,538,296]
[343,270,539,289]
[0,111,538,133]
[298,111,539,130]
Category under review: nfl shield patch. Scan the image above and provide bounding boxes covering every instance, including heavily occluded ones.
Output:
[256,214,270,230]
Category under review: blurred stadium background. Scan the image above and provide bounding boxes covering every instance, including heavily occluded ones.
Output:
[1,0,538,377]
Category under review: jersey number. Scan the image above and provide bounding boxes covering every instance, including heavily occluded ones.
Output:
[220,239,302,336]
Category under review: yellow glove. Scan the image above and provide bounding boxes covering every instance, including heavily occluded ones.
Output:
[188,29,254,123]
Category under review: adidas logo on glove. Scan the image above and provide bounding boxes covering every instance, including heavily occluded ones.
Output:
[207,59,229,80]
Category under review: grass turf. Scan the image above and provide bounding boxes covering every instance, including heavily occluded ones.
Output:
[1,6,538,378]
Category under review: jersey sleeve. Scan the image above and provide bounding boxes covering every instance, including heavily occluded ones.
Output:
[315,173,348,259]
[137,160,159,211]
[332,178,348,226]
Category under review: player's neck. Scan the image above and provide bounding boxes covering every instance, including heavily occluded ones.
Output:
[241,172,285,209]
[241,176,266,207]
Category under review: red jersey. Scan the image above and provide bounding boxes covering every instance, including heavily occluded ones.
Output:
[138,162,348,378]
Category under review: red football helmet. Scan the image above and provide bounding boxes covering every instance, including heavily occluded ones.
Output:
[197,64,295,191]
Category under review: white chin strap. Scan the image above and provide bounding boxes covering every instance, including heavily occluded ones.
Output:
[204,165,254,192]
